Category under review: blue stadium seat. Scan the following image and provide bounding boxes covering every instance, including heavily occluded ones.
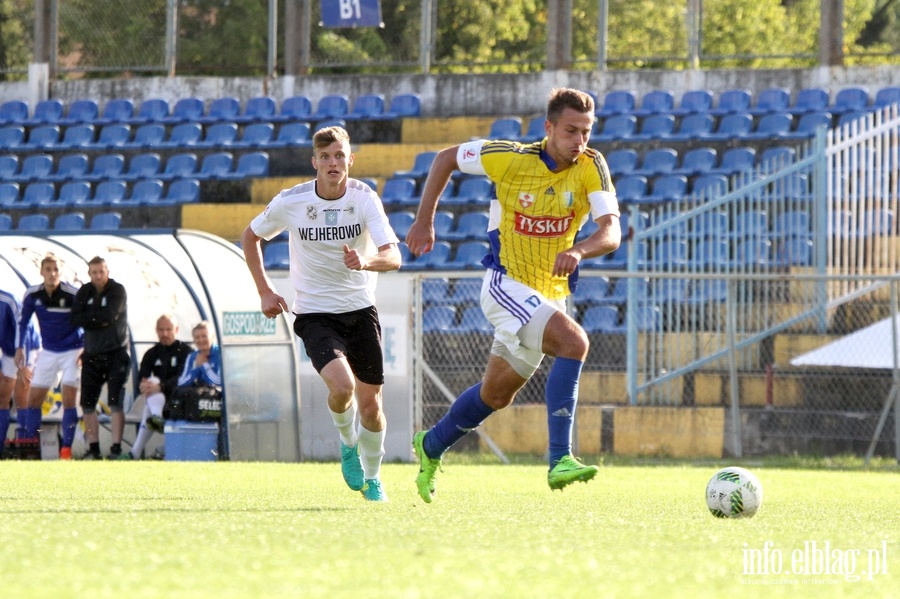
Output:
[869,86,900,113]
[517,117,547,143]
[94,98,135,125]
[595,90,636,118]
[836,110,869,130]
[422,278,451,304]
[632,148,679,177]
[688,279,729,304]
[670,89,713,117]
[593,114,636,141]
[265,122,312,147]
[728,210,769,239]
[232,123,275,147]
[17,213,50,230]
[198,97,241,124]
[708,147,756,178]
[0,125,24,149]
[121,123,166,149]
[0,154,17,179]
[672,147,717,177]
[88,180,128,206]
[197,122,238,148]
[743,112,794,140]
[126,98,170,124]
[21,183,56,208]
[605,149,639,177]
[776,238,814,266]
[47,152,90,183]
[0,100,28,125]
[118,152,162,181]
[158,123,204,149]
[485,117,522,140]
[748,87,791,116]
[271,95,313,122]
[163,178,201,204]
[452,177,493,205]
[161,97,205,124]
[403,241,451,271]
[56,182,91,206]
[450,278,482,304]
[0,182,19,208]
[732,238,772,267]
[667,113,715,140]
[787,87,829,115]
[122,179,164,206]
[157,152,198,181]
[631,90,675,117]
[782,111,832,140]
[380,177,417,206]
[387,211,415,239]
[445,241,489,269]
[759,146,796,172]
[345,94,386,120]
[580,305,620,334]
[394,151,437,181]
[85,123,132,150]
[10,154,54,183]
[90,211,122,231]
[571,277,611,307]
[451,305,493,334]
[445,211,489,241]
[689,210,729,239]
[698,112,753,141]
[53,212,86,231]
[194,152,233,180]
[357,177,378,192]
[827,86,870,116]
[82,154,126,182]
[629,114,675,140]
[773,211,811,238]
[641,175,688,205]
[21,125,60,150]
[58,99,99,125]
[311,94,350,121]
[432,211,454,238]
[23,99,64,127]
[599,277,650,305]
[652,278,690,304]
[263,242,290,269]
[0,213,11,230]
[709,89,752,116]
[222,151,270,180]
[691,174,729,201]
[382,93,421,119]
[614,175,648,204]
[234,96,277,124]
[422,305,456,332]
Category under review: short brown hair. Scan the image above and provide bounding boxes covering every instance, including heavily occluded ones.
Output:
[88,256,106,267]
[40,253,59,269]
[546,88,595,123]
[312,126,351,150]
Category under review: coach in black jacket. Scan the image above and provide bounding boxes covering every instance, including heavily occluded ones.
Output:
[70,256,129,460]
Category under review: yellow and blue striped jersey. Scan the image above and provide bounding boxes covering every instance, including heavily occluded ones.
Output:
[457,139,618,299]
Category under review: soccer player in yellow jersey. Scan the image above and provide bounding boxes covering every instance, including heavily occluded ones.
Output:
[406,88,621,503]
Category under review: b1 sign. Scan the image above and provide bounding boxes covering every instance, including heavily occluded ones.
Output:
[320,0,383,28]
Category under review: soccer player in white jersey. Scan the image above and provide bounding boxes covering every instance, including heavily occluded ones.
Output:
[241,126,401,502]
[406,88,621,503]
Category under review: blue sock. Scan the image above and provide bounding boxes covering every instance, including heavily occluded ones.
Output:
[424,383,494,459]
[546,356,583,467]
[62,408,78,448]
[0,409,9,443]
[15,408,26,439]
[24,407,42,439]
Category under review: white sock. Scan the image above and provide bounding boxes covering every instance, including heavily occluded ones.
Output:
[329,403,358,447]
[147,393,165,417]
[131,404,153,457]
[358,425,385,480]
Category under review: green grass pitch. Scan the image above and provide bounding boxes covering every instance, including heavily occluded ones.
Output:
[2,458,898,598]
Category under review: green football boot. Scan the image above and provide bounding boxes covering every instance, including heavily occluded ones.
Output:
[412,431,442,504]
[548,455,599,491]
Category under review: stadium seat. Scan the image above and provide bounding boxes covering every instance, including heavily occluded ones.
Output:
[161,97,205,124]
[163,178,201,204]
[21,183,56,208]
[595,90,636,118]
[23,99,64,127]
[358,177,378,192]
[0,125,24,149]
[614,175,649,204]
[641,175,688,205]
[157,152,198,181]
[21,125,60,150]
[688,279,729,304]
[743,112,794,140]
[708,89,752,116]
[311,94,350,121]
[593,114,636,141]
[697,112,753,141]
[0,154,17,179]
[580,305,620,334]
[121,123,166,149]
[387,211,415,239]
[90,211,122,231]
[484,117,522,140]
[748,87,791,116]
[0,182,19,207]
[759,146,796,171]
[691,174,729,201]
[452,177,493,205]
[403,241,451,270]
[263,242,290,270]
[670,89,713,117]
[672,147,717,177]
[380,177,417,206]
[836,110,869,130]
[422,305,456,332]
[0,213,11,230]
[451,305,493,334]
[122,179,164,206]
[600,277,650,305]
[234,96,277,124]
[782,111,832,140]
[394,151,437,181]
[56,123,96,149]
[345,94,386,120]
[869,86,900,113]
[629,114,675,140]
[87,180,128,206]
[652,278,690,305]
[271,95,313,122]
[689,210,729,239]
[222,151,270,180]
[17,213,50,230]
[667,113,716,140]
[94,98,135,125]
[776,237,814,266]
[232,123,275,147]
[571,277,611,307]
[85,124,132,150]
[449,278,482,305]
[773,211,811,238]
[198,97,241,124]
[732,238,772,267]
[56,181,91,206]
[632,148,679,177]
[422,278,451,304]
[266,122,312,147]
[445,211,489,241]
[197,122,238,148]
[10,154,54,183]
[194,152,233,180]
[432,211,455,238]
[154,122,203,150]
[382,93,421,119]
[0,100,28,125]
[58,99,99,125]
[126,98,170,124]
[729,210,769,239]
[444,241,489,269]
[708,147,756,178]
[827,86,870,116]
[517,117,547,143]
[83,154,126,182]
[47,153,89,183]
[53,212,86,230]
[631,90,675,118]
[786,87,829,115]
[604,149,638,177]
[118,152,162,181]
[768,172,809,200]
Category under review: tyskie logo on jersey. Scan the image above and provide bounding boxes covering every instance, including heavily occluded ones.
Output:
[514,210,575,237]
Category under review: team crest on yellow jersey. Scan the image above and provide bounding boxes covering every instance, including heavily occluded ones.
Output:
[518,192,535,209]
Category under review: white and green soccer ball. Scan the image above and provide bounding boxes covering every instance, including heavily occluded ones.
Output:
[706,466,763,519]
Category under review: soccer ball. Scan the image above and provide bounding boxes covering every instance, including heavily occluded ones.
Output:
[706,466,763,518]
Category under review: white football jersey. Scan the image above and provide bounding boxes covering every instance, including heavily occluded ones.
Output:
[251,178,399,314]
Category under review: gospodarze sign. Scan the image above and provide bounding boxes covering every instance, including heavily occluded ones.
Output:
[223,312,277,336]
[320,0,383,28]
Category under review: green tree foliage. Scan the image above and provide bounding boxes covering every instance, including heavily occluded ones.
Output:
[176,0,270,75]
[0,0,32,79]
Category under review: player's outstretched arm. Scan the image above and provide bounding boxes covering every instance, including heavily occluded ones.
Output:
[406,146,460,257]
[241,225,289,318]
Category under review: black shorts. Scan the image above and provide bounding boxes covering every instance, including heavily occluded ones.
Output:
[80,347,131,412]
[293,306,385,385]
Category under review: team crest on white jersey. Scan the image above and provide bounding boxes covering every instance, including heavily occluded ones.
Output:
[344,203,356,215]
[307,206,317,220]
[325,211,339,225]
[518,192,535,209]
